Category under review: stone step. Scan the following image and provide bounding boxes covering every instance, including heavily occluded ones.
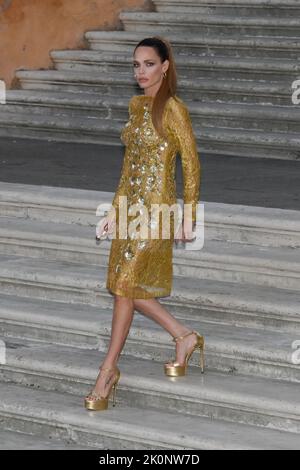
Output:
[4,90,131,120]
[0,183,299,248]
[120,11,300,37]
[51,49,300,82]
[0,254,299,333]
[4,90,300,135]
[1,382,298,449]
[86,30,300,60]
[0,110,122,145]
[0,216,299,291]
[153,0,300,17]
[0,429,90,450]
[1,338,300,434]
[15,69,292,106]
[0,294,299,382]
[1,109,300,159]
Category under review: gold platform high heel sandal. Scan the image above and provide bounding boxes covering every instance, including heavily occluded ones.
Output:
[164,330,205,377]
[84,366,120,411]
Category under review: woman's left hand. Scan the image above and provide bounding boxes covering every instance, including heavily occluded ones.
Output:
[174,219,196,243]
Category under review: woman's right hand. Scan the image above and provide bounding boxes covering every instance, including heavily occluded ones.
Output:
[96,212,116,240]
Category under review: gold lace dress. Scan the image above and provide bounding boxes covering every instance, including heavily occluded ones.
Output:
[106,94,200,299]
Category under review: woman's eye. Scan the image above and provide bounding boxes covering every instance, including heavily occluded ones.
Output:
[133,63,154,67]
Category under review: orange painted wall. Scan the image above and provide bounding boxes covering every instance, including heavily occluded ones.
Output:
[0,0,153,89]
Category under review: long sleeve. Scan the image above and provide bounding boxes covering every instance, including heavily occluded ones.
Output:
[111,146,130,211]
[110,97,135,212]
[168,99,200,224]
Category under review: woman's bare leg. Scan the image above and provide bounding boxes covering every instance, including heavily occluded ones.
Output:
[133,298,199,366]
[87,294,134,400]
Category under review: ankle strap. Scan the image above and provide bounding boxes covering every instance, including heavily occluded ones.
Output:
[172,330,195,343]
[99,366,116,372]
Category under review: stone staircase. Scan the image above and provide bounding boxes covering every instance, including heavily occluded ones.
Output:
[0,182,299,449]
[1,0,300,159]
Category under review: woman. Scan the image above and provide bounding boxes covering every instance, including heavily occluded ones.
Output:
[85,36,204,411]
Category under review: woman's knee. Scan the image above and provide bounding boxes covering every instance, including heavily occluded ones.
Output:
[133,298,153,310]
[114,294,134,306]
[132,298,144,307]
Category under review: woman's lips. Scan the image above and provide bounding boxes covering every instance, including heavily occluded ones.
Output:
[138,78,148,82]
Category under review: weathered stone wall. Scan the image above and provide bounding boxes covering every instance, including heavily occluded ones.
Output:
[0,0,152,88]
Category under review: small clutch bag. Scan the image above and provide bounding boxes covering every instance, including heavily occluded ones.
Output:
[95,222,109,245]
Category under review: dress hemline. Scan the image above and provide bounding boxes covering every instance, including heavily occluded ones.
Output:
[106,283,171,300]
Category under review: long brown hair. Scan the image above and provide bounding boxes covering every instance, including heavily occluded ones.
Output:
[133,36,178,138]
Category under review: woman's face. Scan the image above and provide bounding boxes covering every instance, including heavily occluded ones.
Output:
[133,46,169,93]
